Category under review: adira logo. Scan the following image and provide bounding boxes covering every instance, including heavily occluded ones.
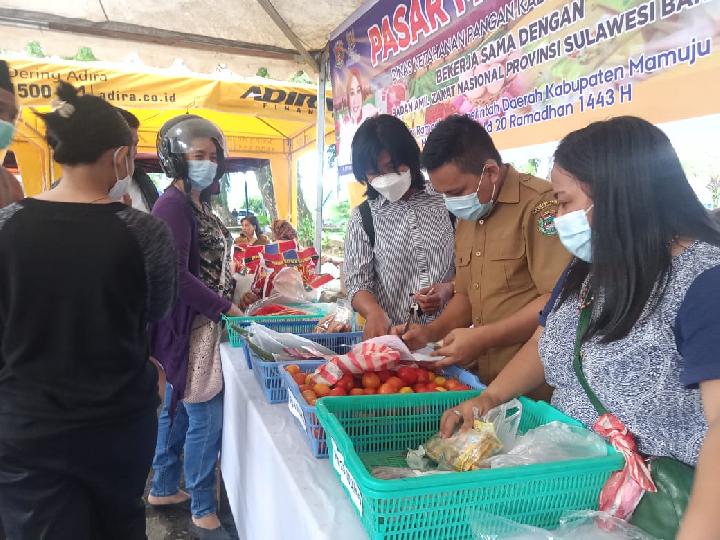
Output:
[241,86,334,113]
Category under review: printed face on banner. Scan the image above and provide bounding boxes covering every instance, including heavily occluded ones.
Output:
[330,0,720,178]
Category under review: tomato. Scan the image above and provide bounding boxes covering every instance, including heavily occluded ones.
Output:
[444,378,461,390]
[424,385,438,392]
[435,387,448,392]
[301,389,317,404]
[298,384,310,393]
[413,383,429,393]
[305,374,315,386]
[293,372,307,386]
[416,369,431,384]
[337,373,355,391]
[349,388,365,396]
[308,398,317,406]
[285,364,300,375]
[362,372,381,389]
[397,366,419,385]
[363,387,377,395]
[378,383,396,394]
[329,386,347,396]
[385,376,404,391]
[399,386,414,394]
[434,376,447,388]
[377,369,393,383]
[313,383,331,397]
[454,384,471,391]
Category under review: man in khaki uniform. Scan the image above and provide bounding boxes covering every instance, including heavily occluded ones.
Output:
[400,115,570,397]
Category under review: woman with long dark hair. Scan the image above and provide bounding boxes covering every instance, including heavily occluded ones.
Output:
[441,117,720,539]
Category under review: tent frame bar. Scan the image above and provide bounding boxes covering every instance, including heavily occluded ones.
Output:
[0,8,307,61]
[254,0,319,74]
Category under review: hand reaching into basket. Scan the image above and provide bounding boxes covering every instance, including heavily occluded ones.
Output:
[439,392,501,439]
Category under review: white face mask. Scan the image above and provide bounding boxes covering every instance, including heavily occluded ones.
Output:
[555,204,594,262]
[109,148,132,200]
[188,160,218,191]
[370,169,412,202]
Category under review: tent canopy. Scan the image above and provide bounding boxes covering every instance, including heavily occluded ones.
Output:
[0,1,367,78]
[7,57,336,222]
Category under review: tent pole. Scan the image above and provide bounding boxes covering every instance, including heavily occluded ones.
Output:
[314,48,328,258]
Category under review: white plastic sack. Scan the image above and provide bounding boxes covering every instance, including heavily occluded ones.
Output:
[487,421,607,469]
[469,510,656,540]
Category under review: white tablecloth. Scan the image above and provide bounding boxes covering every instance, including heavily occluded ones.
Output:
[220,343,367,540]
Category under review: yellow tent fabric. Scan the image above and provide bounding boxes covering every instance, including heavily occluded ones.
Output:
[5,57,335,223]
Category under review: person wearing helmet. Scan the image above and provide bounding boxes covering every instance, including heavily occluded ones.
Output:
[148,115,247,539]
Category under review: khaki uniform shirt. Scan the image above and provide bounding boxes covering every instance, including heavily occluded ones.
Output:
[454,165,571,385]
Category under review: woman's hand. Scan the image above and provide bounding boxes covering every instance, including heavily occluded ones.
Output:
[239,291,259,310]
[439,391,501,438]
[225,303,244,317]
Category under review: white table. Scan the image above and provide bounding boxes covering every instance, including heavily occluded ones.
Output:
[220,343,367,540]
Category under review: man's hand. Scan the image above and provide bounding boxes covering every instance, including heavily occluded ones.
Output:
[362,309,391,340]
[415,282,454,315]
[122,194,132,206]
[432,327,486,368]
[392,323,433,351]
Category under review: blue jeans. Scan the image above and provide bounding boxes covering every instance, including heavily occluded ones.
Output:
[150,383,223,518]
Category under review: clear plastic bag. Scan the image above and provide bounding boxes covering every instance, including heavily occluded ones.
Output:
[469,510,657,540]
[486,421,608,469]
[314,299,353,333]
[245,323,335,361]
[424,420,502,471]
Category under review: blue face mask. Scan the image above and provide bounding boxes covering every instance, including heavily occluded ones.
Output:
[187,160,217,191]
[0,119,15,150]
[554,205,593,262]
[443,165,495,221]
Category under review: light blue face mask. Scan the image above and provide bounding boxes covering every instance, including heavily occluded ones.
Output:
[0,119,15,150]
[554,205,594,262]
[443,165,495,221]
[187,160,218,191]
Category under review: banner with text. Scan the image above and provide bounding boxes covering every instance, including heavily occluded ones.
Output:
[5,58,333,120]
[330,0,720,176]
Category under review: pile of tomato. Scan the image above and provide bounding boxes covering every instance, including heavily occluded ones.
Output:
[284,365,472,406]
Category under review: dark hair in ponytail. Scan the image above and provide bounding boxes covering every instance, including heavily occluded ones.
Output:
[39,81,131,165]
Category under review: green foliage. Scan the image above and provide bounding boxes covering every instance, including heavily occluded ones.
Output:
[72,47,98,61]
[245,196,271,227]
[327,144,337,169]
[298,215,315,247]
[518,158,541,176]
[328,199,351,229]
[289,70,313,84]
[26,41,46,58]
[256,67,270,78]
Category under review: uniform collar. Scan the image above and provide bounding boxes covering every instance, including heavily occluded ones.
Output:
[496,165,520,204]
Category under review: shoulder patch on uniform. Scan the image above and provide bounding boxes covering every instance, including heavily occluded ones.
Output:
[532,200,558,236]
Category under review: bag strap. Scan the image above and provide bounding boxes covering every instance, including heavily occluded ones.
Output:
[573,302,608,415]
[359,200,375,249]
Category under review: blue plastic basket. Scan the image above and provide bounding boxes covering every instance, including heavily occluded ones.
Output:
[280,364,485,459]
[223,315,323,369]
[249,332,364,404]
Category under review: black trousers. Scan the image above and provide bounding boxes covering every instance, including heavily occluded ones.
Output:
[0,412,157,540]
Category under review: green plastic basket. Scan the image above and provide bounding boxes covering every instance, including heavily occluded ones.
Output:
[317,391,624,540]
